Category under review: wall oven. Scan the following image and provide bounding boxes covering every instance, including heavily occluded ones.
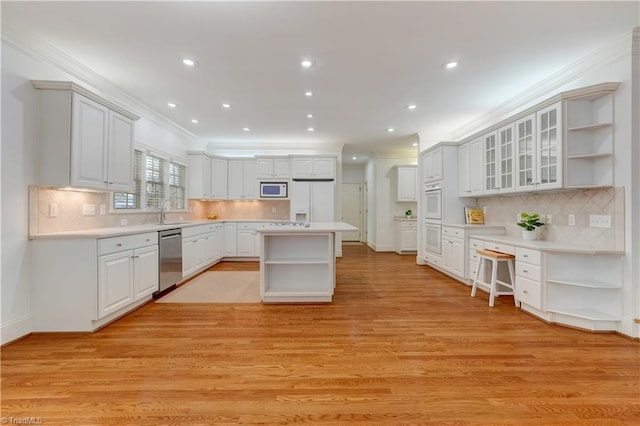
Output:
[424,183,442,220]
[424,220,442,255]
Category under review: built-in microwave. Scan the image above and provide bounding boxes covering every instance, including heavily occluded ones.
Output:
[260,182,288,198]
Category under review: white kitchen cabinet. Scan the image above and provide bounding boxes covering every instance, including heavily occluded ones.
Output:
[422,148,442,183]
[535,101,563,191]
[515,113,537,192]
[459,138,484,197]
[97,232,158,319]
[182,223,222,278]
[497,123,515,193]
[441,227,465,279]
[187,153,212,199]
[256,157,290,179]
[33,81,139,191]
[237,223,263,257]
[515,247,542,310]
[223,222,238,256]
[291,157,335,179]
[211,157,228,199]
[228,159,258,199]
[393,165,417,201]
[394,219,417,254]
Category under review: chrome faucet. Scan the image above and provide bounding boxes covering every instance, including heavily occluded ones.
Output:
[159,199,171,224]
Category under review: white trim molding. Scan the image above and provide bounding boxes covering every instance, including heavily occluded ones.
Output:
[1,314,32,346]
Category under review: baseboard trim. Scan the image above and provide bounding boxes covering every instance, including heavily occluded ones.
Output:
[1,314,32,346]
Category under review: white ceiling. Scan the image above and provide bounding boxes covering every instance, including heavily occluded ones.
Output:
[2,1,639,163]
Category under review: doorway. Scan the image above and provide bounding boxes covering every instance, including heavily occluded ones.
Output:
[341,183,363,241]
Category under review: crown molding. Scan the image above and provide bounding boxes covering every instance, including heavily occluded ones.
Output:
[2,24,199,144]
[451,29,634,141]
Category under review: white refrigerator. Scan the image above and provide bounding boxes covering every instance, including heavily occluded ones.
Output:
[289,180,335,223]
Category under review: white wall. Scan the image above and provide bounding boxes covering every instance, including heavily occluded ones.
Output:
[342,166,365,184]
[0,42,193,344]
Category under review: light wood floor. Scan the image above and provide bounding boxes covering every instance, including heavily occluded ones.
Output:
[2,244,639,425]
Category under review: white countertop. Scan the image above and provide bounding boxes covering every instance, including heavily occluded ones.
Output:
[258,222,358,233]
[443,223,504,230]
[30,219,289,240]
[393,216,417,221]
[472,234,623,255]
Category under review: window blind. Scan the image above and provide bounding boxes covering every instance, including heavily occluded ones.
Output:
[169,162,186,210]
[113,149,142,209]
[145,154,166,209]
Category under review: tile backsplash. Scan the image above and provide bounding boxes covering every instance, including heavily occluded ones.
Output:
[475,187,624,251]
[29,186,290,235]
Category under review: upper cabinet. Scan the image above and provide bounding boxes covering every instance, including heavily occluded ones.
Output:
[422,148,442,183]
[291,157,335,179]
[458,138,483,197]
[256,157,290,179]
[210,157,228,199]
[393,165,417,202]
[228,159,258,200]
[34,81,139,191]
[461,82,618,197]
[187,153,212,199]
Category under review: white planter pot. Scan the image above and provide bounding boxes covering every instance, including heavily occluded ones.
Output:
[522,229,538,240]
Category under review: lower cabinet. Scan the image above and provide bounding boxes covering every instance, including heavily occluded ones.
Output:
[237,223,263,257]
[98,244,158,319]
[394,220,417,254]
[441,233,464,279]
[182,223,223,279]
[224,223,237,256]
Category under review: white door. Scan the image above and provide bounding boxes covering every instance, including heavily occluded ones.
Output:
[341,183,361,241]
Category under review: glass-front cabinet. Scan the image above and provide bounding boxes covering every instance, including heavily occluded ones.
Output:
[497,123,515,193]
[483,132,498,194]
[515,113,536,191]
[536,102,563,191]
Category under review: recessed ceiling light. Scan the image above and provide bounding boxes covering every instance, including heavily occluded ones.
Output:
[191,119,199,124]
[242,127,251,132]
[305,91,313,97]
[412,142,418,147]
[222,103,231,109]
[307,127,315,132]
[307,114,313,118]
[300,59,313,68]
[167,102,177,108]
[444,61,458,70]
[182,58,198,67]
[386,127,395,132]
[406,104,417,110]
[352,156,357,160]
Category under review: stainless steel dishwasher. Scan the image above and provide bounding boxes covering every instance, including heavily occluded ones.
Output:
[155,228,183,297]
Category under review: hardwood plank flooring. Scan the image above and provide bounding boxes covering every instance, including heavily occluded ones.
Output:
[2,244,639,425]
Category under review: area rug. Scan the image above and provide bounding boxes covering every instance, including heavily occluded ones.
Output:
[156,271,261,303]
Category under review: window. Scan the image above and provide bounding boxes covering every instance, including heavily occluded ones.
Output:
[169,162,186,210]
[112,149,187,212]
[145,154,166,209]
[113,149,142,210]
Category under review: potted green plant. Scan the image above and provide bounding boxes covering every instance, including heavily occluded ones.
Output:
[405,209,413,218]
[517,212,545,240]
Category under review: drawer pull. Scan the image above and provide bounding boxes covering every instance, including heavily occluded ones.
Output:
[523,290,528,294]
[523,254,529,258]
[523,269,529,273]
[130,255,139,259]
[116,243,122,247]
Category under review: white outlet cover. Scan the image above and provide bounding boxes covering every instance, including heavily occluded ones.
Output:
[49,203,58,218]
[82,204,96,216]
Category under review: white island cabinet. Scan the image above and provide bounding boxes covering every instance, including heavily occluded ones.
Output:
[258,222,356,303]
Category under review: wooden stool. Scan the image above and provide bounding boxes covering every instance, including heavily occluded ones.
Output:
[471,249,519,307]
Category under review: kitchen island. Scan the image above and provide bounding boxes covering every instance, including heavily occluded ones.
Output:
[258,222,357,303]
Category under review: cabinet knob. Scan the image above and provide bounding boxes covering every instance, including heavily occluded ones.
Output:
[116,243,122,247]
[523,254,528,258]
[523,290,528,294]
[523,269,529,273]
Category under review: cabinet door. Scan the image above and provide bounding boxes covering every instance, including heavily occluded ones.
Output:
[193,237,206,270]
[182,238,196,277]
[458,143,470,196]
[497,123,515,193]
[273,158,291,178]
[227,160,244,199]
[188,154,212,199]
[468,138,484,196]
[237,230,255,256]
[106,111,134,191]
[256,158,275,178]
[536,102,563,190]
[243,160,258,199]
[515,114,537,192]
[400,226,417,251]
[98,251,134,318]
[312,158,335,179]
[204,233,217,264]
[214,225,224,261]
[223,223,237,256]
[211,158,228,199]
[133,245,158,300]
[450,237,465,278]
[291,158,314,178]
[397,167,417,201]
[71,93,109,190]
[483,132,499,194]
